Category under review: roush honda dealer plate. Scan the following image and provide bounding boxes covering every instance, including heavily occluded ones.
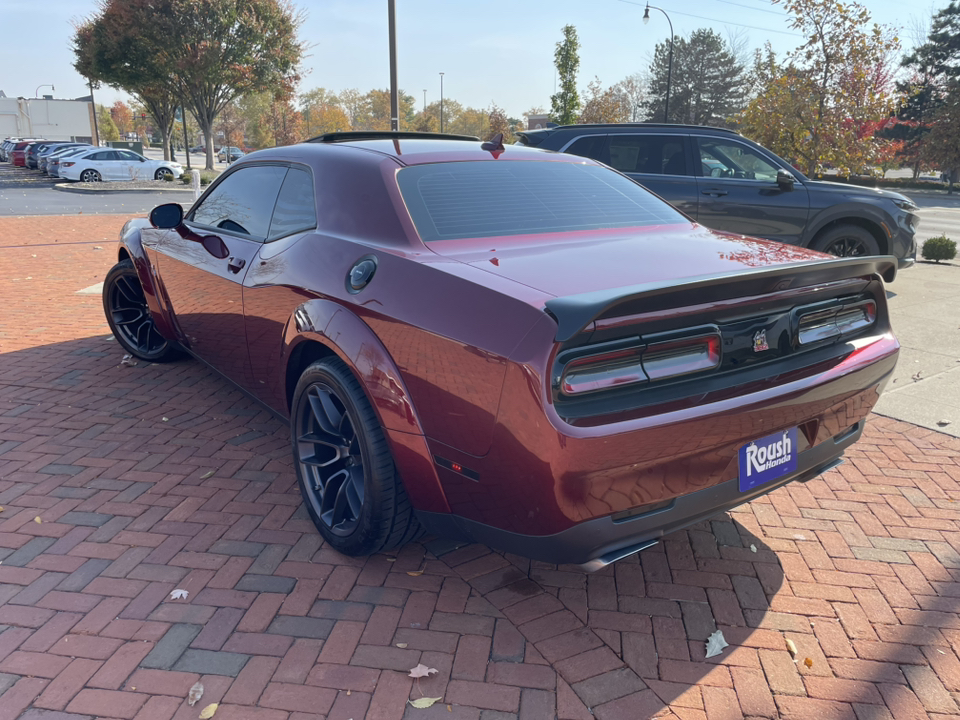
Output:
[738,427,798,492]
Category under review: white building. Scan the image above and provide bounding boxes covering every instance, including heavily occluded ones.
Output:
[0,95,96,143]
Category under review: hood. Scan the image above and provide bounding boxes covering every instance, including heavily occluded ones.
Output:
[804,179,912,204]
[427,223,829,299]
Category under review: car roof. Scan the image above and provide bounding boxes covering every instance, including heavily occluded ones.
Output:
[520,123,741,138]
[246,135,586,168]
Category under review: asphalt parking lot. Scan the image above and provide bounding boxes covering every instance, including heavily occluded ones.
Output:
[0,213,960,719]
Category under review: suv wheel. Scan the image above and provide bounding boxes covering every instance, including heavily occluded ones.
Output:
[811,224,880,258]
[291,357,422,556]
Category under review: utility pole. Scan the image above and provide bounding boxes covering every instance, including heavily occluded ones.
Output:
[388,0,399,131]
[88,81,100,146]
[439,73,444,133]
[181,106,191,171]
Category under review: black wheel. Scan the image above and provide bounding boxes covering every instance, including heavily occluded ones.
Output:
[291,357,421,555]
[102,259,181,362]
[155,168,174,181]
[80,169,102,182]
[811,224,880,258]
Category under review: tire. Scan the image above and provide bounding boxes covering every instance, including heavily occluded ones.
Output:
[102,259,182,362]
[811,224,881,258]
[291,357,422,556]
[155,168,174,181]
[80,169,102,182]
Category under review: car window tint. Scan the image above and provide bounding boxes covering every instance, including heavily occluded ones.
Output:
[697,138,779,181]
[119,150,141,160]
[190,165,287,240]
[607,135,687,176]
[268,167,317,239]
[398,161,686,242]
[564,135,607,160]
[88,151,112,161]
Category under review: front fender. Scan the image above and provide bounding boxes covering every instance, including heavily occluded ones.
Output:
[117,218,179,341]
[804,201,893,249]
[281,298,449,514]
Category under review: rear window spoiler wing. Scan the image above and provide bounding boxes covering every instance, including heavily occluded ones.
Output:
[544,255,898,342]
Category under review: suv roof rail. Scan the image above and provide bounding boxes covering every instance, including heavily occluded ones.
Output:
[522,123,741,135]
[306,131,480,144]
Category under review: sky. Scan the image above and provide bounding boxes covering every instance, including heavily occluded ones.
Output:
[0,0,938,120]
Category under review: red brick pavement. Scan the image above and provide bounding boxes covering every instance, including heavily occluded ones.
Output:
[2,214,960,719]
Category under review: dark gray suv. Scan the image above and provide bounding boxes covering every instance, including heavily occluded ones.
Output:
[517,124,918,268]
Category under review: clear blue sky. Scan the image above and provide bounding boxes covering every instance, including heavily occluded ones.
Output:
[0,0,936,119]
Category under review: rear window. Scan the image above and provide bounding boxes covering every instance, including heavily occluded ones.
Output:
[397,161,685,241]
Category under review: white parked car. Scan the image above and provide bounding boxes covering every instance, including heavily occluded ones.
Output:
[59,148,183,182]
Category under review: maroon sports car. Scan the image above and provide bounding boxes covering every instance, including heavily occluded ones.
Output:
[104,132,899,569]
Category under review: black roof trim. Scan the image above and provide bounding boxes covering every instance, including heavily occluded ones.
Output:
[306,131,479,144]
[520,123,741,135]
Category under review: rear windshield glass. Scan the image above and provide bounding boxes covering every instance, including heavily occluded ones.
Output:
[397,160,685,241]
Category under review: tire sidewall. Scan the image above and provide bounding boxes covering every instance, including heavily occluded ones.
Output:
[291,360,392,556]
[102,259,177,362]
[812,225,880,257]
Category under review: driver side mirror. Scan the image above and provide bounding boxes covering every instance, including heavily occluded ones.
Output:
[140,157,146,162]
[777,169,796,191]
[149,203,184,229]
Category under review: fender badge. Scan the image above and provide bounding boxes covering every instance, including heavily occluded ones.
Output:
[753,330,769,353]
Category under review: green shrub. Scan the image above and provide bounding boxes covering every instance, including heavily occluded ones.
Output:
[922,235,957,263]
[162,173,174,182]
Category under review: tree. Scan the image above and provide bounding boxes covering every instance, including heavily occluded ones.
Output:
[645,28,746,125]
[300,88,349,137]
[96,105,120,141]
[73,7,182,160]
[550,25,580,125]
[579,77,630,124]
[110,101,132,137]
[269,97,303,146]
[924,89,960,191]
[75,0,305,170]
[739,0,899,176]
[613,73,645,122]
[488,103,512,142]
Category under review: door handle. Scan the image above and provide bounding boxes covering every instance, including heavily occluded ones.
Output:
[701,189,728,197]
[227,256,246,273]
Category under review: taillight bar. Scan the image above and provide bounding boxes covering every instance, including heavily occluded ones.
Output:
[796,298,876,346]
[558,327,722,397]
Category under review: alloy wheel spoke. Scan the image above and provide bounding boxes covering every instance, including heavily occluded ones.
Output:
[114,310,145,326]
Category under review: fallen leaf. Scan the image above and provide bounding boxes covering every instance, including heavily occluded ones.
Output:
[187,681,204,706]
[408,697,443,709]
[198,703,218,719]
[448,705,452,712]
[407,570,424,577]
[750,544,757,553]
[785,638,798,658]
[34,516,42,524]
[199,470,214,479]
[396,643,408,648]
[386,557,397,562]
[162,417,169,422]
[170,589,189,600]
[704,629,728,658]
[0,507,4,512]
[804,657,813,668]
[408,664,438,679]
[120,354,137,367]
[346,689,351,696]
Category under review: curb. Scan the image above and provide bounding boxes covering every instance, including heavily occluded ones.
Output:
[52,183,194,196]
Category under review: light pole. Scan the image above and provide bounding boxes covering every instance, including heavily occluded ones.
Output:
[34,84,55,98]
[388,0,399,131]
[643,3,673,123]
[439,73,444,133]
[423,89,427,113]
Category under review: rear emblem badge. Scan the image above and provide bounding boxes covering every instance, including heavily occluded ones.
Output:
[753,330,769,353]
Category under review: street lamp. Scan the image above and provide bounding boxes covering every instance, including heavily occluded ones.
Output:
[35,84,55,98]
[439,73,445,133]
[643,3,673,123]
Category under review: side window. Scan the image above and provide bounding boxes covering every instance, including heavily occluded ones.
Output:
[564,135,607,161]
[268,167,317,240]
[606,135,688,175]
[190,165,287,240]
[697,138,780,181]
[119,150,142,161]
[89,151,114,161]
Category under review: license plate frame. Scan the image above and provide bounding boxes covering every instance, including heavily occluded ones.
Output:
[738,427,798,493]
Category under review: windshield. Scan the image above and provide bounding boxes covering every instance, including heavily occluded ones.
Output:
[397,160,686,242]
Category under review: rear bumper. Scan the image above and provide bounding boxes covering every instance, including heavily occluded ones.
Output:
[418,419,861,568]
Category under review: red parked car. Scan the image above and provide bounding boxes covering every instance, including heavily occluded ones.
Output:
[103,132,899,569]
[10,140,43,167]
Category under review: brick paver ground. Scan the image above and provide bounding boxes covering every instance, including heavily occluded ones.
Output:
[2,214,960,720]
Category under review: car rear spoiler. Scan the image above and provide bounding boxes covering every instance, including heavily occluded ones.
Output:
[544,255,898,342]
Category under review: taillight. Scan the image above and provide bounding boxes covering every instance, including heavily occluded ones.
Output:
[558,329,721,397]
[643,334,721,381]
[796,299,876,345]
[62,162,75,167]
